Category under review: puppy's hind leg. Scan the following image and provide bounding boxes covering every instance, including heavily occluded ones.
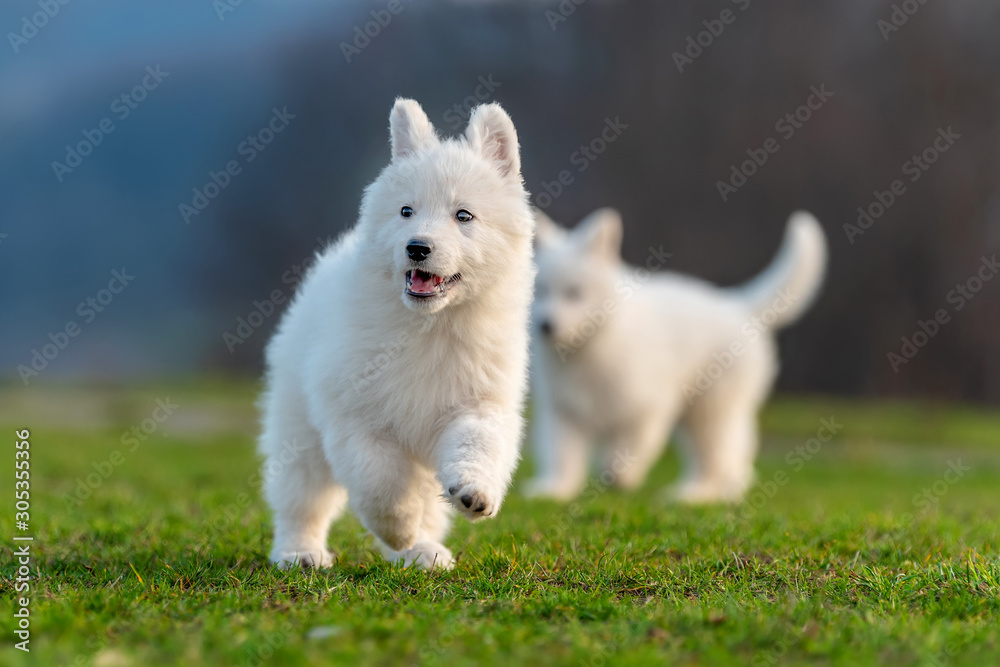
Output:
[344,441,454,570]
[601,409,676,492]
[261,396,347,569]
[672,400,758,504]
[417,468,454,546]
[386,467,457,569]
[671,345,773,504]
[377,467,456,570]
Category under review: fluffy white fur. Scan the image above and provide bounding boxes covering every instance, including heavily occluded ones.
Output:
[525,208,827,503]
[258,99,535,570]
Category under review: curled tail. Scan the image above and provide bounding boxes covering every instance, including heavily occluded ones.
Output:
[730,210,828,329]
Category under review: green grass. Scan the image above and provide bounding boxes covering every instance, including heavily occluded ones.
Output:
[2,383,999,666]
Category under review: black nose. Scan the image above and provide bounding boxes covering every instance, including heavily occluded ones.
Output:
[406,240,432,262]
[539,321,553,336]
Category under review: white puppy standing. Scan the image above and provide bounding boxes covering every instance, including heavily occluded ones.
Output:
[526,208,827,503]
[258,99,535,570]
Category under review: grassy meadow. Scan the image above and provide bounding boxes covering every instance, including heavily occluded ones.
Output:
[1,381,999,666]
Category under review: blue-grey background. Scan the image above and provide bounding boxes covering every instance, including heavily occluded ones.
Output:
[2,0,999,402]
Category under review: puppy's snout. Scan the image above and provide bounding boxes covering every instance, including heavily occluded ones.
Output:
[539,320,553,337]
[406,239,433,262]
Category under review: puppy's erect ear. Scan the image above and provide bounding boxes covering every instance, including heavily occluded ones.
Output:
[574,208,624,260]
[533,208,567,248]
[389,98,439,161]
[465,103,521,179]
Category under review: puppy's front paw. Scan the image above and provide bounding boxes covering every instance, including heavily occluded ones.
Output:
[441,466,504,521]
[270,546,334,569]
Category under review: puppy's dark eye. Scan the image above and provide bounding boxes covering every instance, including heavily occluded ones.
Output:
[456,209,474,223]
[401,206,414,218]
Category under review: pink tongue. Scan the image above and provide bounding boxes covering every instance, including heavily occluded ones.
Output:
[409,271,441,294]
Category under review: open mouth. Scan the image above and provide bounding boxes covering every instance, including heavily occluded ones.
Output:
[405,269,461,298]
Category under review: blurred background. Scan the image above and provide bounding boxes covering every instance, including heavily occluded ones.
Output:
[2,0,1000,403]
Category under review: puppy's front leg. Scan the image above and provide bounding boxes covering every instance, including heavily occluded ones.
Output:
[522,408,591,501]
[436,411,520,521]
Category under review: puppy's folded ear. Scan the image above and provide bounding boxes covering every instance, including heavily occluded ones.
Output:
[465,103,521,180]
[390,98,439,161]
[534,208,567,247]
[574,208,624,260]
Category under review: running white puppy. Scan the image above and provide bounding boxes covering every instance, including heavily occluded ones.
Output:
[259,99,534,570]
[525,208,827,503]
